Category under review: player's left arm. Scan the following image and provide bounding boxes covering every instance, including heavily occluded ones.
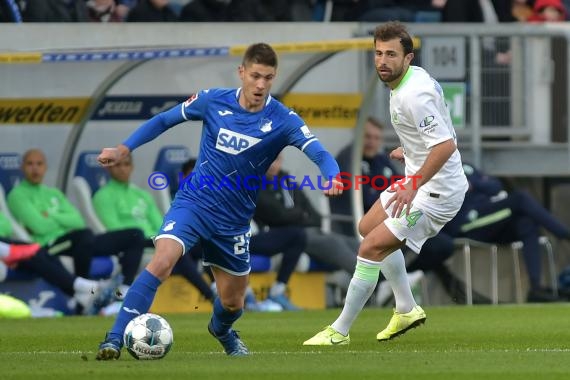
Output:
[412,139,456,189]
[47,190,86,229]
[386,90,456,216]
[285,113,342,196]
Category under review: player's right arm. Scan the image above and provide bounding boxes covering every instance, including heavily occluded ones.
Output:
[98,90,210,167]
[389,147,405,163]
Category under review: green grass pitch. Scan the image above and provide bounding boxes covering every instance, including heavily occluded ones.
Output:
[2,304,570,380]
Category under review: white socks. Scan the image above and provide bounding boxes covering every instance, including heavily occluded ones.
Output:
[331,257,381,336]
[379,249,417,313]
[269,282,286,298]
[330,250,419,336]
[73,277,97,293]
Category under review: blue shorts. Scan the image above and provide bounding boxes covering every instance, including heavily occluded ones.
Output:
[154,199,251,276]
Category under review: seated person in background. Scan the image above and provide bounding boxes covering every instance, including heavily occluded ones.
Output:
[23,0,89,22]
[527,0,566,22]
[0,212,116,315]
[331,116,489,304]
[93,153,215,305]
[7,149,145,301]
[126,0,178,22]
[181,158,305,311]
[443,162,570,302]
[179,0,230,22]
[86,0,124,22]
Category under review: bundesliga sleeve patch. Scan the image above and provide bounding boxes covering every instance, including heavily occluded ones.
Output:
[300,125,314,139]
[184,93,198,107]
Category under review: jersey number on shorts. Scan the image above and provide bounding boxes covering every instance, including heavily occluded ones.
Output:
[399,209,423,228]
[233,230,252,255]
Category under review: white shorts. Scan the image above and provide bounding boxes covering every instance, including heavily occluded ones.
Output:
[380,189,464,253]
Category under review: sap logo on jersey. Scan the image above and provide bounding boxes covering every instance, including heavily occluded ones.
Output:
[216,128,261,155]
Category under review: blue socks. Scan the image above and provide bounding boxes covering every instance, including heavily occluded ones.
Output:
[210,297,243,336]
[108,269,162,344]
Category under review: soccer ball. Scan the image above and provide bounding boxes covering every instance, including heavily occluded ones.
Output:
[123,313,173,360]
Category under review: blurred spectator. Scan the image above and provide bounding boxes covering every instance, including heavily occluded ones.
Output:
[23,0,89,22]
[564,0,570,19]
[229,0,292,21]
[509,0,534,21]
[177,0,295,21]
[443,162,570,302]
[0,0,22,22]
[93,153,215,307]
[439,0,483,21]
[127,0,177,21]
[358,1,422,22]
[115,0,137,20]
[340,0,483,22]
[353,0,443,22]
[7,149,145,302]
[527,0,567,21]
[86,0,123,22]
[179,0,229,21]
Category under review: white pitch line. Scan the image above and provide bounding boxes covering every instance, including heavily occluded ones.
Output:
[2,348,570,355]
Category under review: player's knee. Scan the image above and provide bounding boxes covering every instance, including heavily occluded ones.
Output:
[358,240,375,260]
[358,238,392,262]
[358,219,371,237]
[219,296,244,312]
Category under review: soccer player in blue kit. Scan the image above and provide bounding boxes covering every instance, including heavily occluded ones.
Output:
[95,43,342,359]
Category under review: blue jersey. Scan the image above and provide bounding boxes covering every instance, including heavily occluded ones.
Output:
[123,87,339,227]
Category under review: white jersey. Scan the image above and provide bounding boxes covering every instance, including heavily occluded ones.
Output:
[389,65,468,200]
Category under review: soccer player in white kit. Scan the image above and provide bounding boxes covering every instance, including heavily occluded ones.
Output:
[303,21,468,345]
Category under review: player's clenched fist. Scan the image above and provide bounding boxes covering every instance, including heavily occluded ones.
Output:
[98,145,130,167]
[323,179,343,197]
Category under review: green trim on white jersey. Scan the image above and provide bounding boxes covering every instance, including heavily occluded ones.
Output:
[393,66,414,92]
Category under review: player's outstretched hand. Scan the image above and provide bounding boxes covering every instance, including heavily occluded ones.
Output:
[98,145,129,167]
[323,179,343,197]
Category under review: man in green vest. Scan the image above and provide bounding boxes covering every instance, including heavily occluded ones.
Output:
[8,149,145,304]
